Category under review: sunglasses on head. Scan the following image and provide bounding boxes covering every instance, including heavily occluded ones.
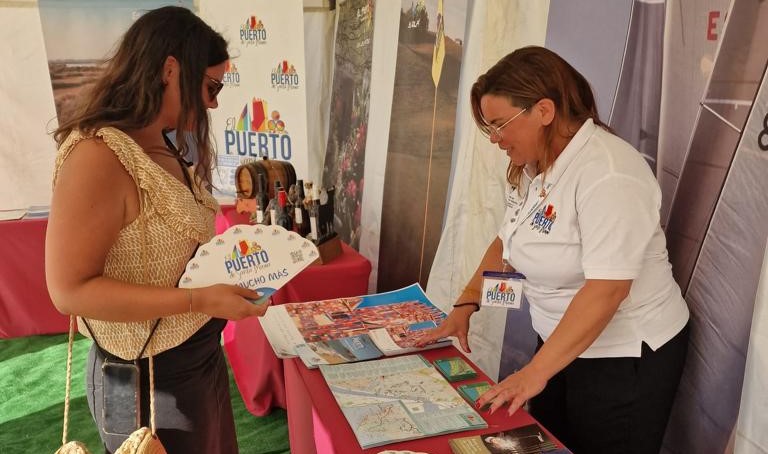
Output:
[205,74,224,100]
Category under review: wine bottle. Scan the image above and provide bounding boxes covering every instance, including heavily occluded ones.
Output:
[309,186,321,242]
[276,189,293,230]
[255,173,268,224]
[269,180,282,225]
[293,179,310,237]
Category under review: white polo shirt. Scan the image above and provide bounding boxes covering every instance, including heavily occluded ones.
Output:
[498,119,689,358]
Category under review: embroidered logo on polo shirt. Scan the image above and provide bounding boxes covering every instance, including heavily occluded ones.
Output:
[530,204,556,234]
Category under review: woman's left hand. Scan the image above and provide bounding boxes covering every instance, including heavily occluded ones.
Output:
[476,366,548,416]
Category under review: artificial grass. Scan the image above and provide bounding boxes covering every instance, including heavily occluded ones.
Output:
[0,333,290,454]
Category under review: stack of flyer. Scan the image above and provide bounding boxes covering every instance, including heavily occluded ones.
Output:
[259,283,453,367]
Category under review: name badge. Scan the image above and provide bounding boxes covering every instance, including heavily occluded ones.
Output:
[481,271,525,309]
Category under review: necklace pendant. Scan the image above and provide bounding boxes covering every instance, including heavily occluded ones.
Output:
[539,187,546,197]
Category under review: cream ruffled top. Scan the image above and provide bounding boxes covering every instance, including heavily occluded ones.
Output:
[54,127,219,360]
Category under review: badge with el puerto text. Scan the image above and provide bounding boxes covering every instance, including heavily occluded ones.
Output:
[481,271,525,309]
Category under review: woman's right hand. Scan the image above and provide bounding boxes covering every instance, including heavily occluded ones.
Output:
[416,304,476,353]
[191,284,269,320]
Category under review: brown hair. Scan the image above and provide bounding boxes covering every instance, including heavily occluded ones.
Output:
[53,6,228,187]
[470,46,609,188]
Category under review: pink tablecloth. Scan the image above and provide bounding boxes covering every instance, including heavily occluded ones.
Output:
[217,205,372,416]
[0,218,68,338]
[284,346,567,454]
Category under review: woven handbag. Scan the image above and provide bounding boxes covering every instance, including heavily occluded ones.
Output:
[55,316,167,454]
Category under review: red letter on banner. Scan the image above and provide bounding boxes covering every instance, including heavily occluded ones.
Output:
[707,11,720,41]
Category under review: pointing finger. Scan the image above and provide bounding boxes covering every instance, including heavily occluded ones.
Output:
[457,332,471,353]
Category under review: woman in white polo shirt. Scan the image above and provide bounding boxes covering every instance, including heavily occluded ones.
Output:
[420,46,689,454]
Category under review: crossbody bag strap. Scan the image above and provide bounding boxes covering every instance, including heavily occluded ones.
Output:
[80,317,161,361]
[60,316,77,446]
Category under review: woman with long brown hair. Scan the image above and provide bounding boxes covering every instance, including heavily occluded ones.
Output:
[46,6,264,453]
[421,46,689,454]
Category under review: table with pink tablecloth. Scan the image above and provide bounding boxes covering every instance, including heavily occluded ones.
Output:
[0,218,68,339]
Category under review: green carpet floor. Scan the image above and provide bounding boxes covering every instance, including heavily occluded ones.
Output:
[0,333,290,454]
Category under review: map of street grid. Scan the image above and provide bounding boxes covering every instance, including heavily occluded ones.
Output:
[320,355,486,448]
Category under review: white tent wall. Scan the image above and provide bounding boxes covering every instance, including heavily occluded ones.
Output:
[303,8,337,186]
[425,0,550,381]
[0,0,58,212]
[358,0,400,293]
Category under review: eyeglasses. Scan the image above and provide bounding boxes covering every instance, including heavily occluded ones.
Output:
[480,107,528,139]
[205,74,224,100]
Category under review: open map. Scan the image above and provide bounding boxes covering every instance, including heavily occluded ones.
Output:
[320,354,487,448]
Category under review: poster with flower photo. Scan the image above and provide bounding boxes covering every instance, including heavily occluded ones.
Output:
[322,0,376,249]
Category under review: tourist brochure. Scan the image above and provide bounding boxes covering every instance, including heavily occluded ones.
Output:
[434,357,478,382]
[178,224,319,304]
[456,381,492,408]
[448,423,560,454]
[320,354,487,448]
[259,283,452,367]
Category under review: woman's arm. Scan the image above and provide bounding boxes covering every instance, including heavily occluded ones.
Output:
[476,278,631,414]
[417,237,505,352]
[45,138,264,322]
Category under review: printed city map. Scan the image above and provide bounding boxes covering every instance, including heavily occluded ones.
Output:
[319,354,486,448]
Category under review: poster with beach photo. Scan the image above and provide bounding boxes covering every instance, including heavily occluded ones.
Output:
[38,0,194,125]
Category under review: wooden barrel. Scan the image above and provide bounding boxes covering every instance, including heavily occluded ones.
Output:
[235,158,296,199]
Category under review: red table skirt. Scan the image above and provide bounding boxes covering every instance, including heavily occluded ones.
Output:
[0,218,68,338]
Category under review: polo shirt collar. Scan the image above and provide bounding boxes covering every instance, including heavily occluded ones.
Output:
[538,118,597,188]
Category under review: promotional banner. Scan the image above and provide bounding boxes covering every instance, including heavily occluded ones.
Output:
[377,0,467,292]
[662,2,768,452]
[322,0,376,249]
[200,0,309,200]
[0,1,57,212]
[664,0,758,295]
[38,0,194,125]
[736,237,768,453]
[545,0,632,120]
[609,0,666,172]
[657,0,730,224]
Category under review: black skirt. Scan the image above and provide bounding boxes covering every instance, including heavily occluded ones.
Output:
[85,318,237,454]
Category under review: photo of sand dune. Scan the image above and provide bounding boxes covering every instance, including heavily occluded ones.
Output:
[47,60,104,123]
[38,0,193,124]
